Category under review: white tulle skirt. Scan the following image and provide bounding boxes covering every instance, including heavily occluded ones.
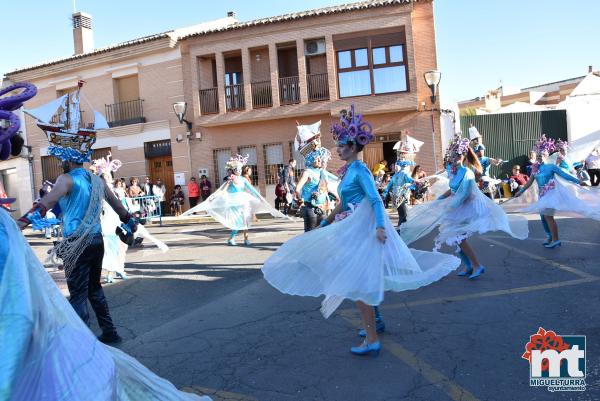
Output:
[401,186,529,251]
[101,202,127,273]
[503,176,600,220]
[0,211,208,401]
[262,199,460,317]
[183,186,290,231]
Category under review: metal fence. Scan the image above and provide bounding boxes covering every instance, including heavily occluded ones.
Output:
[124,195,162,226]
[460,110,568,178]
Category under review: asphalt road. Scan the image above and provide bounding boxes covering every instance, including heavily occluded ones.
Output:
[27,213,600,401]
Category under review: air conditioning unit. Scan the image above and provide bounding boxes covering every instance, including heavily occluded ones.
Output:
[304,39,326,56]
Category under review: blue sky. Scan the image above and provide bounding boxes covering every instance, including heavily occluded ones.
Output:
[2,0,599,102]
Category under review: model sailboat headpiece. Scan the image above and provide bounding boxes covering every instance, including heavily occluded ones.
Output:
[295,121,322,157]
[24,80,109,163]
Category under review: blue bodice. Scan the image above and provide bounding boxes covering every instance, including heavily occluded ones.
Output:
[447,166,476,209]
[534,163,579,188]
[339,160,385,228]
[558,156,574,172]
[227,176,260,197]
[383,171,414,197]
[58,168,101,237]
[479,156,491,176]
[301,167,322,202]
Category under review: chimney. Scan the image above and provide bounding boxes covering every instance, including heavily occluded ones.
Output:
[589,65,593,73]
[72,12,94,55]
[227,11,236,18]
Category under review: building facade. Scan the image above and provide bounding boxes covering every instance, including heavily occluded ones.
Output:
[181,0,441,201]
[4,0,441,209]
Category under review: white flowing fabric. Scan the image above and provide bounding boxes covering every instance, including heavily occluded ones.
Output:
[401,175,529,250]
[101,201,127,274]
[182,179,292,230]
[262,199,460,317]
[0,211,209,401]
[501,176,600,220]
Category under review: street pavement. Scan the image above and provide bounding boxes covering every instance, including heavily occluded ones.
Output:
[26,212,600,401]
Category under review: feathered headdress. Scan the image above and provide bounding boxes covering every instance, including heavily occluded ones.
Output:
[445,134,470,157]
[305,147,332,167]
[533,134,556,155]
[92,152,122,176]
[226,154,249,171]
[295,121,322,157]
[331,105,374,146]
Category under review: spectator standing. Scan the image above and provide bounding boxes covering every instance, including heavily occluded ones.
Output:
[188,177,200,208]
[153,178,167,215]
[142,177,153,196]
[128,177,144,197]
[585,146,600,186]
[200,175,212,200]
[278,159,297,214]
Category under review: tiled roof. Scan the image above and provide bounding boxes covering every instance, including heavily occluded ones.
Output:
[180,0,416,39]
[6,0,416,76]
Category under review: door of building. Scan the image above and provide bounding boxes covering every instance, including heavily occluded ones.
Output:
[148,156,174,214]
[363,142,384,172]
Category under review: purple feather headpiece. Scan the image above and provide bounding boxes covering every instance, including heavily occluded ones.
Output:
[446,134,470,157]
[533,134,556,155]
[331,105,374,146]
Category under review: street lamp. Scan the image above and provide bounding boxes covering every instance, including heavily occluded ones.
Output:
[172,101,192,132]
[423,70,442,170]
[424,70,441,104]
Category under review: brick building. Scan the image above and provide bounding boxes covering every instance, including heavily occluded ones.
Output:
[4,0,441,209]
[180,0,442,200]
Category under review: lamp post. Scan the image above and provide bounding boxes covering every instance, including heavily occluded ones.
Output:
[423,70,441,170]
[172,101,194,185]
[172,101,192,132]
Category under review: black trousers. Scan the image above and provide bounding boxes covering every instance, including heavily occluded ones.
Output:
[397,202,408,227]
[66,234,117,335]
[189,196,200,208]
[589,169,600,186]
[303,205,322,232]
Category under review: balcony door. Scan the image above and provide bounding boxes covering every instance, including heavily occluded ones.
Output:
[225,72,244,111]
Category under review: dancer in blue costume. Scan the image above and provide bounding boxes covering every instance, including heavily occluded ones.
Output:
[400,135,528,279]
[1,83,207,400]
[262,106,460,356]
[512,135,600,249]
[183,154,289,245]
[293,121,334,232]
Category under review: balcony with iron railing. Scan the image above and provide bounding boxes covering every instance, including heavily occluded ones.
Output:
[225,84,245,111]
[278,76,300,105]
[307,73,330,102]
[105,99,145,127]
[251,81,273,108]
[199,87,219,115]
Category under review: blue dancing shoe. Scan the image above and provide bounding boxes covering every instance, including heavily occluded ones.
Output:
[244,239,252,246]
[351,340,381,356]
[456,251,473,277]
[544,240,561,249]
[227,238,237,246]
[358,319,386,337]
[117,272,129,280]
[542,235,552,246]
[468,266,485,279]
